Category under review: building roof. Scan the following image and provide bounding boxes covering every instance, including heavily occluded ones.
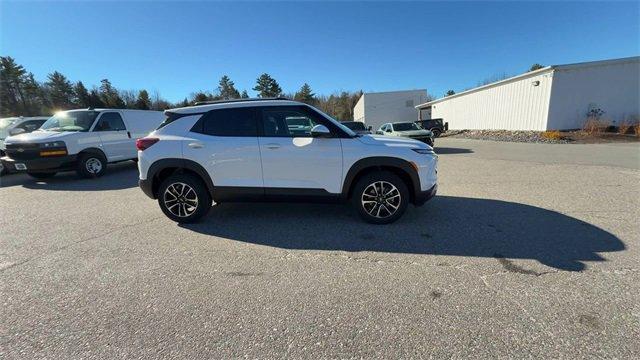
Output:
[362,89,427,96]
[416,56,640,109]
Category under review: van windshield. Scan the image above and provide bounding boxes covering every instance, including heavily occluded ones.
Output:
[40,111,99,132]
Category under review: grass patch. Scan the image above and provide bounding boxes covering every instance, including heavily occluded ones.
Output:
[542,130,563,140]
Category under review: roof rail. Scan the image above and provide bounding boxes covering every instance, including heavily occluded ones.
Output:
[193,97,290,106]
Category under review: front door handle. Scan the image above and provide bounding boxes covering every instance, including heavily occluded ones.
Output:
[265,143,280,149]
[188,142,204,149]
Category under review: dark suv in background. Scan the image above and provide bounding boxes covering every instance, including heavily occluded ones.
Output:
[415,118,448,137]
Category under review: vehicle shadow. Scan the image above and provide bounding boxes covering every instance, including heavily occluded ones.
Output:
[0,161,138,191]
[181,196,625,272]
[434,147,473,155]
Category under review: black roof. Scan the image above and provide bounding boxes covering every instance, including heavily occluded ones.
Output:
[193,97,290,106]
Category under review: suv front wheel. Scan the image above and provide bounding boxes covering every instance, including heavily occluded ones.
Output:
[352,171,409,224]
[158,173,211,223]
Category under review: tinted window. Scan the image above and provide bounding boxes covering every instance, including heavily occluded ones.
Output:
[261,108,322,137]
[393,123,419,131]
[95,112,126,131]
[195,108,257,136]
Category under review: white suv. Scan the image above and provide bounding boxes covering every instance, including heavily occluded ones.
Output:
[137,99,437,224]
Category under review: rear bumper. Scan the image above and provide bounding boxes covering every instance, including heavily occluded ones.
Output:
[0,155,77,173]
[414,183,437,206]
[139,178,155,199]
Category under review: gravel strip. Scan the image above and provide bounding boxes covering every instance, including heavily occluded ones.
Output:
[442,130,571,144]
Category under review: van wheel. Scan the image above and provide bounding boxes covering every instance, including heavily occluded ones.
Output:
[77,153,107,178]
[352,171,409,224]
[28,172,56,179]
[158,174,211,223]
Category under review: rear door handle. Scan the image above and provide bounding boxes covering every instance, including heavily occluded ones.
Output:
[188,142,204,149]
[265,143,280,149]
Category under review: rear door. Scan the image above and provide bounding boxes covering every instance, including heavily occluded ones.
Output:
[182,107,263,189]
[93,112,132,161]
[257,106,343,194]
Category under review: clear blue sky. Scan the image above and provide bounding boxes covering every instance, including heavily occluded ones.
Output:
[2,1,638,102]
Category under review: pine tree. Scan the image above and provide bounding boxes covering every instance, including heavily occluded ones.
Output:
[193,92,210,104]
[89,88,106,108]
[294,83,315,104]
[99,79,125,108]
[0,56,28,116]
[218,75,240,99]
[74,81,91,108]
[253,73,282,98]
[240,90,249,99]
[529,63,544,72]
[23,73,47,115]
[135,90,152,110]
[179,97,190,107]
[46,71,75,109]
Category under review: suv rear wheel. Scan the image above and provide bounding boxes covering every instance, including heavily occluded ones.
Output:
[158,173,211,223]
[352,171,409,224]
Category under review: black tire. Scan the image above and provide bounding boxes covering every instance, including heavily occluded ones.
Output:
[158,173,211,223]
[426,137,434,147]
[27,172,56,179]
[431,128,442,138]
[77,152,107,178]
[351,171,409,224]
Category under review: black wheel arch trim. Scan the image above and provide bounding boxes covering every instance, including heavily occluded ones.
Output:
[342,157,421,203]
[78,147,107,160]
[145,158,215,199]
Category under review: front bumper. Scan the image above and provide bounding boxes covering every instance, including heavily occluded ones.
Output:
[414,183,437,206]
[1,154,78,173]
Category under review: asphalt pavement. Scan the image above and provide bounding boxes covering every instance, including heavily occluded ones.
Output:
[1,138,639,358]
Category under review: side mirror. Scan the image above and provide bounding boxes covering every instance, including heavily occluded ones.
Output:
[9,128,26,136]
[310,124,331,138]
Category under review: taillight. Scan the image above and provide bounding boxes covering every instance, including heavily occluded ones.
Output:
[136,137,159,151]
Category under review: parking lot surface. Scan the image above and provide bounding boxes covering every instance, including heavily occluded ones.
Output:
[1,138,639,358]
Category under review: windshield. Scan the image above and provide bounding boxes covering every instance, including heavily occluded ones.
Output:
[393,122,420,131]
[0,118,19,130]
[40,111,99,132]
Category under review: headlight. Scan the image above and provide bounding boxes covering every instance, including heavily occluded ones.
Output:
[412,148,433,154]
[40,141,66,148]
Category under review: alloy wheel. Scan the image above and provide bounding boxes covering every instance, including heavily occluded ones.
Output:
[163,182,199,218]
[361,181,401,218]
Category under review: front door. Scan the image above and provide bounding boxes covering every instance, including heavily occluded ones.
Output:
[258,106,343,194]
[93,112,132,161]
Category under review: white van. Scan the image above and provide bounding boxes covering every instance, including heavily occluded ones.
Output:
[1,109,164,179]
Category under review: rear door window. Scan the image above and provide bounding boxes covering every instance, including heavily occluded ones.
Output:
[192,107,258,137]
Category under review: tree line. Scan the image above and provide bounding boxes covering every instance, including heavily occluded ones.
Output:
[0,56,363,121]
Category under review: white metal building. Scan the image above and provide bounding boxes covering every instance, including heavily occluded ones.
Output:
[353,89,429,131]
[416,56,640,131]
